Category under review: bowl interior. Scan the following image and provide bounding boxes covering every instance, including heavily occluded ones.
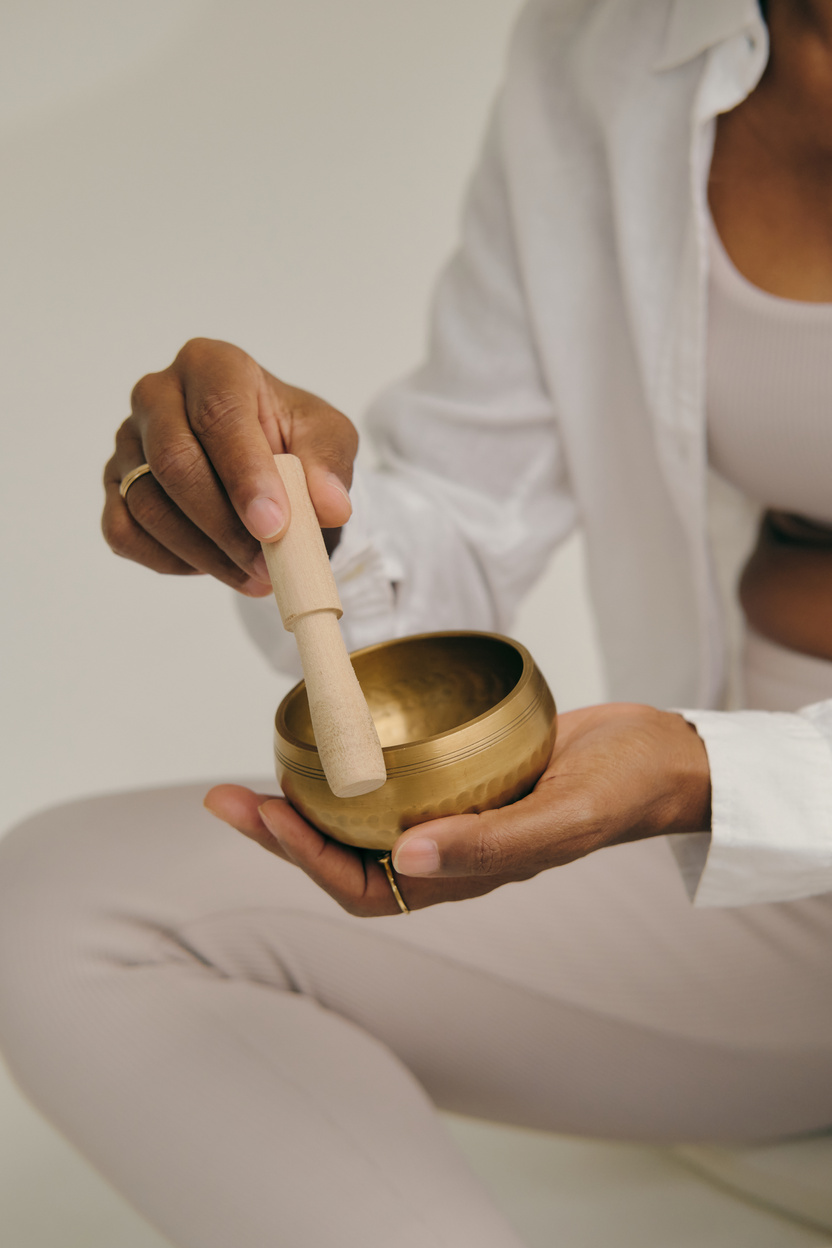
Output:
[281,633,525,750]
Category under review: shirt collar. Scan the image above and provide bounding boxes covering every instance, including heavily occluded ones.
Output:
[653,0,765,71]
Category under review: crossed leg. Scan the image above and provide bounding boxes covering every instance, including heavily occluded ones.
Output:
[0,782,830,1248]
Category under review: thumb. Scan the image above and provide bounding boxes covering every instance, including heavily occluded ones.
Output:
[276,383,359,531]
[391,789,557,880]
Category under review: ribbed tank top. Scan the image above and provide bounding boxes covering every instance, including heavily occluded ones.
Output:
[706,214,832,526]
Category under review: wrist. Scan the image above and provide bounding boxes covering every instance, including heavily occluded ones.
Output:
[664,712,712,835]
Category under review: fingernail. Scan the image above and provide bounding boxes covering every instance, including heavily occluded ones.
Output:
[252,551,271,582]
[325,473,352,511]
[393,837,440,876]
[203,798,229,824]
[246,497,284,540]
[239,576,272,597]
[257,802,280,835]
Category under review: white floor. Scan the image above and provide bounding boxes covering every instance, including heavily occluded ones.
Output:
[2,1059,829,1248]
[446,1117,832,1248]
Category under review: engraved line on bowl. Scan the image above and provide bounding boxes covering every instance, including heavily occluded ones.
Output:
[276,688,548,781]
[274,753,327,780]
[380,693,546,778]
[276,689,545,779]
[277,637,536,750]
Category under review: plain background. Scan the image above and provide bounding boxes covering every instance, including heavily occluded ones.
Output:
[0,2,602,1242]
[0,0,605,841]
[3,4,827,1247]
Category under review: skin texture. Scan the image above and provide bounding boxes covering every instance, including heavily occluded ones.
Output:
[710,0,832,303]
[103,343,713,912]
[709,0,832,658]
[740,514,832,659]
[204,704,712,916]
[103,1,832,914]
[102,338,356,595]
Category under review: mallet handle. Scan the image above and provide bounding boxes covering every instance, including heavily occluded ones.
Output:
[261,454,386,799]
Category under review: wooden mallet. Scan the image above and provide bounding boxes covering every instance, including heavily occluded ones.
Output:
[260,453,387,799]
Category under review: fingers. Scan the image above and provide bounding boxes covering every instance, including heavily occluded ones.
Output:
[271,383,357,532]
[163,340,291,543]
[389,703,714,882]
[103,440,271,594]
[391,776,594,881]
[204,786,404,914]
[131,344,286,580]
[203,785,294,861]
[390,811,524,881]
[163,342,356,542]
[105,339,360,591]
[102,451,203,577]
[257,799,401,916]
[203,786,512,913]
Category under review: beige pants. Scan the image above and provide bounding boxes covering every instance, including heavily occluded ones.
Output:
[0,636,831,1248]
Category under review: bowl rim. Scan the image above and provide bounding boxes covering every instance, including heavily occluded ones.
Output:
[275,629,536,759]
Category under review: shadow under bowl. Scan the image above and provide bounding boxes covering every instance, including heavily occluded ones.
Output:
[274,630,557,851]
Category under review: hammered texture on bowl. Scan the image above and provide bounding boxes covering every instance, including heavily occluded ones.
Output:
[274,631,557,851]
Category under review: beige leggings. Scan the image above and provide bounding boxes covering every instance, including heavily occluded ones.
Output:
[0,634,831,1248]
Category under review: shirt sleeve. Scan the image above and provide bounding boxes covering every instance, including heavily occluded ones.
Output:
[236,102,576,674]
[671,702,832,906]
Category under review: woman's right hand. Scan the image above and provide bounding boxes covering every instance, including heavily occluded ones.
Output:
[102,338,359,595]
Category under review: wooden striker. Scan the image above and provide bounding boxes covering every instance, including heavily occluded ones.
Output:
[261,454,386,798]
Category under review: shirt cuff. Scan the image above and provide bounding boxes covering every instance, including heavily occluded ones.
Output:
[672,708,832,907]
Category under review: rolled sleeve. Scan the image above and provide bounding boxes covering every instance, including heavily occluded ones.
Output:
[236,102,574,678]
[672,707,832,907]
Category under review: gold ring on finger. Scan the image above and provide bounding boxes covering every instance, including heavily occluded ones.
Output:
[119,463,153,500]
[377,852,410,914]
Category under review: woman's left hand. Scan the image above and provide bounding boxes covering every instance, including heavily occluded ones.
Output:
[204,703,711,916]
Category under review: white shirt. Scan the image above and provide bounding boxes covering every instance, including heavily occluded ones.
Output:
[239,0,832,908]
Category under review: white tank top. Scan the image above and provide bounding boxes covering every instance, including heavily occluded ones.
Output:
[706,213,832,526]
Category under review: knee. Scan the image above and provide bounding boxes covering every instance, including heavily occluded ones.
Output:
[0,802,86,1068]
[0,799,70,955]
[0,793,141,1095]
[0,783,256,1094]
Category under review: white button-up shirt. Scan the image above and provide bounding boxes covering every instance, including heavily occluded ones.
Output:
[239,0,832,907]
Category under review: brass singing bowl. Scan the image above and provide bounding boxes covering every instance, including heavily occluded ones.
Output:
[274,631,557,851]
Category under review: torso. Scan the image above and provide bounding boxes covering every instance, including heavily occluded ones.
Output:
[707,0,832,660]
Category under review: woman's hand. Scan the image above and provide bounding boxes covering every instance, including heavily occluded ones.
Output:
[102,339,358,595]
[204,703,711,916]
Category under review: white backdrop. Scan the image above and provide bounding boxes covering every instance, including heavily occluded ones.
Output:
[0,0,604,838]
[3,9,828,1248]
[0,7,603,1239]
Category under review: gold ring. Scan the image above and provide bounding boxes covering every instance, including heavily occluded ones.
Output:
[377,852,410,914]
[119,463,153,500]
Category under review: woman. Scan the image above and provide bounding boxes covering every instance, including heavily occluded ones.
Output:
[1,1,830,1244]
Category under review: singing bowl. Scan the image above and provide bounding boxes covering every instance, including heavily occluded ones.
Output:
[274,631,557,851]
